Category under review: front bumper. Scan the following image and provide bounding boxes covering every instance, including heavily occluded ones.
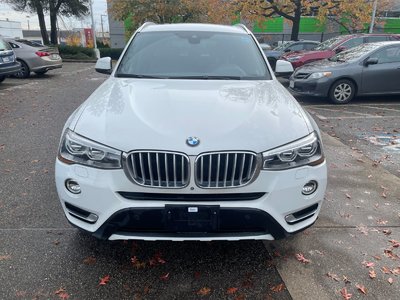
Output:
[55,158,327,241]
[289,76,332,98]
[0,61,21,77]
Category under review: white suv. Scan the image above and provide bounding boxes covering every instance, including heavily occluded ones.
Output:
[55,23,327,241]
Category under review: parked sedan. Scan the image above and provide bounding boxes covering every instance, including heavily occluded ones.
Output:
[0,37,21,83]
[282,34,400,69]
[264,40,319,70]
[289,41,400,104]
[5,38,62,78]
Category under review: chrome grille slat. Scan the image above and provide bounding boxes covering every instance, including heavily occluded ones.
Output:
[195,151,258,189]
[124,151,190,188]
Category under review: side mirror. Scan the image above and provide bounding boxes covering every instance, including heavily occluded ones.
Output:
[275,60,294,76]
[95,57,112,74]
[365,57,378,66]
[335,46,346,53]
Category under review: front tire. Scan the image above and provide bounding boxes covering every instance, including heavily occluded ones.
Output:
[0,76,5,83]
[15,60,30,79]
[329,79,355,104]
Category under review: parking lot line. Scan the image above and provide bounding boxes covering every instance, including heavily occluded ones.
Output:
[361,105,400,112]
[308,106,378,117]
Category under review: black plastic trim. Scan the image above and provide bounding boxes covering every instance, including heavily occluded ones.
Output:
[118,192,266,201]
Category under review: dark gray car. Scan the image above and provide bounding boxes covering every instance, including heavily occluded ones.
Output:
[289,41,400,104]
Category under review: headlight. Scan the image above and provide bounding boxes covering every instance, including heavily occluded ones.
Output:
[262,132,324,170]
[287,56,301,62]
[58,129,122,169]
[308,72,332,79]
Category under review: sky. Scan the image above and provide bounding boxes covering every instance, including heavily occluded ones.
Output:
[0,0,109,32]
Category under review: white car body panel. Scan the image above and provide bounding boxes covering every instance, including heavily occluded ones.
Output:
[73,79,312,154]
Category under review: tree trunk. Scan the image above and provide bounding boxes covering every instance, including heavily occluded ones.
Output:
[49,12,58,45]
[49,1,58,45]
[290,1,302,41]
[35,2,49,45]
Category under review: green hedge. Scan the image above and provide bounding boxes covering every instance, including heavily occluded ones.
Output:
[58,45,96,60]
[58,45,124,61]
[99,48,124,60]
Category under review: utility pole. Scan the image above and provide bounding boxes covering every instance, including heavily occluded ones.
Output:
[101,14,107,41]
[89,0,99,58]
[369,0,378,33]
[26,16,30,30]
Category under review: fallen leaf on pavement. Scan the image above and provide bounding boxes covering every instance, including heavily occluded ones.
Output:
[389,240,400,248]
[295,253,310,264]
[99,275,110,286]
[55,288,66,295]
[0,255,11,261]
[373,255,381,260]
[345,193,352,199]
[388,278,394,284]
[327,272,340,282]
[226,287,238,294]
[343,276,351,284]
[83,256,96,265]
[392,267,400,275]
[355,284,367,295]
[369,270,377,279]
[340,287,352,300]
[160,272,170,281]
[382,229,392,236]
[197,287,211,296]
[362,261,375,268]
[382,191,387,198]
[270,283,285,293]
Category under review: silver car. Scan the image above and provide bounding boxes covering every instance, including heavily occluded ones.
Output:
[289,41,400,104]
[0,37,21,83]
[5,39,62,78]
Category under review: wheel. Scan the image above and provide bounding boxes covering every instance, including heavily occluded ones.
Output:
[15,60,30,78]
[34,70,48,76]
[329,79,356,104]
[0,76,5,83]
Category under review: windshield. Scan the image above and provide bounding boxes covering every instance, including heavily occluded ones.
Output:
[0,38,12,51]
[117,31,271,80]
[329,43,383,62]
[314,36,344,51]
[273,41,294,51]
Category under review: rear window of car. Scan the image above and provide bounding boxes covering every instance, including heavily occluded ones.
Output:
[15,39,44,47]
[0,38,12,51]
[117,31,271,80]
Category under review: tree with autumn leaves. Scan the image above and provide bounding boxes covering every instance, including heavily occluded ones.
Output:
[108,0,395,41]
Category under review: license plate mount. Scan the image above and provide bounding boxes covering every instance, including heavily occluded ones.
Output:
[165,205,220,233]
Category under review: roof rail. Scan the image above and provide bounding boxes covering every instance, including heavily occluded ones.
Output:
[234,23,251,34]
[138,22,156,32]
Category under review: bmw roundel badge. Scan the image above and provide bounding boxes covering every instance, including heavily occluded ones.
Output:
[186,136,200,147]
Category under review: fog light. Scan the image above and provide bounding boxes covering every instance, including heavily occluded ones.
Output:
[65,179,81,194]
[302,180,317,195]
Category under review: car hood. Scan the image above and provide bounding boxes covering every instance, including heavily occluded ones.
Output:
[73,78,312,154]
[284,50,333,59]
[295,59,351,73]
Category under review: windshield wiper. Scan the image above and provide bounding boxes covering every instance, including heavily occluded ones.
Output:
[168,75,242,80]
[115,73,169,79]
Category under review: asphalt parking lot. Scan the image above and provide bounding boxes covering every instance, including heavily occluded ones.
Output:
[0,63,399,299]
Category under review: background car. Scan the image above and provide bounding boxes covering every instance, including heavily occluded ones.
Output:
[264,40,320,70]
[282,34,400,69]
[0,37,21,83]
[5,38,62,78]
[289,41,400,104]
